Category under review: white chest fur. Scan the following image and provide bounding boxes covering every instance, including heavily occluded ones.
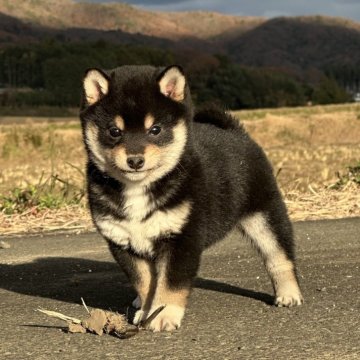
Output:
[95,184,191,256]
[122,184,153,221]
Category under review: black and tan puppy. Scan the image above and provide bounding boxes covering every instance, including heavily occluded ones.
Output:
[79,65,303,332]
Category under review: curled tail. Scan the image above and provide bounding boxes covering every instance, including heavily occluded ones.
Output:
[194,104,243,131]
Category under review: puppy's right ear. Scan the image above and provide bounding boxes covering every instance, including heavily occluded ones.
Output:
[83,69,109,105]
[157,65,186,102]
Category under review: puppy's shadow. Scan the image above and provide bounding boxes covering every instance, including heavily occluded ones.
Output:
[0,257,273,311]
[195,278,273,305]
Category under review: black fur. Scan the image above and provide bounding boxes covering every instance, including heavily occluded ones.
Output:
[194,104,241,130]
[80,65,303,330]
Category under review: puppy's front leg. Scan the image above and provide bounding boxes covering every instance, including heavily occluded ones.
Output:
[146,262,189,331]
[108,243,156,323]
[146,246,201,332]
[131,257,156,325]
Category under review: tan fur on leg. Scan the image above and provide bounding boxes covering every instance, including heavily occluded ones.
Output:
[241,212,303,307]
[267,259,304,307]
[132,258,156,325]
[147,258,190,332]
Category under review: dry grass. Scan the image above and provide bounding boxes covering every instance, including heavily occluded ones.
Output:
[238,104,360,192]
[1,185,358,236]
[0,205,93,235]
[0,121,84,194]
[0,103,359,235]
[284,182,360,222]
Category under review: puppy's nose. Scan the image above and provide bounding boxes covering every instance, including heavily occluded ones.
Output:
[127,156,145,170]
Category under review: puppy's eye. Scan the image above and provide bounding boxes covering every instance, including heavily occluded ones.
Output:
[149,125,161,136]
[109,127,122,138]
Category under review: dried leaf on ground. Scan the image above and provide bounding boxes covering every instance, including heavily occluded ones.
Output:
[37,307,139,339]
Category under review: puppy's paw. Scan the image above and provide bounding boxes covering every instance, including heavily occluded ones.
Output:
[147,305,185,332]
[275,291,304,307]
[132,296,141,309]
[133,309,147,325]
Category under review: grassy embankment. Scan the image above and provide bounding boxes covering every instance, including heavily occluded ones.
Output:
[0,103,359,235]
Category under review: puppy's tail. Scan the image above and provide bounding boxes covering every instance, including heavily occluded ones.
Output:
[194,104,243,131]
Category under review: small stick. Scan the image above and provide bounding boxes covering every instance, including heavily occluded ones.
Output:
[37,308,81,324]
[81,297,90,314]
[308,184,318,196]
[139,305,166,328]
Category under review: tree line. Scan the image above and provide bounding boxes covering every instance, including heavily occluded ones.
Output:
[0,40,351,110]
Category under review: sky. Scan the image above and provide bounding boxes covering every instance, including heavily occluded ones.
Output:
[83,0,360,22]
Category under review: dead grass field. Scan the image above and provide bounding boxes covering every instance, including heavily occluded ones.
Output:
[1,103,359,235]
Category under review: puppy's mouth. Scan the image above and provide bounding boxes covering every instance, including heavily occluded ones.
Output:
[108,161,161,182]
[122,167,156,174]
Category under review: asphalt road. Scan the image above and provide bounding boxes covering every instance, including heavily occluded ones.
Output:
[0,218,359,360]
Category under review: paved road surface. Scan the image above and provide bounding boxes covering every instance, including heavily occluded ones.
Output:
[0,218,359,359]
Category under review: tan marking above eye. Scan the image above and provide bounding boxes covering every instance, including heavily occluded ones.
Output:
[144,114,155,130]
[115,115,125,131]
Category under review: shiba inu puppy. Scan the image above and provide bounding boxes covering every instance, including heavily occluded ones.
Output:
[80,65,303,332]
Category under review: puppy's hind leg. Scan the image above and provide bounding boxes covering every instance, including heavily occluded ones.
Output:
[240,212,304,307]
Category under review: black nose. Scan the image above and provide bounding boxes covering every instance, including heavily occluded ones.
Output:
[127,156,145,170]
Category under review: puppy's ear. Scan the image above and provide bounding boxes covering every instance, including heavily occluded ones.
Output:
[157,66,186,102]
[83,69,109,105]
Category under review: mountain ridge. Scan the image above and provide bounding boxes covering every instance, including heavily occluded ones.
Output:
[1,0,360,89]
[228,16,360,73]
[0,0,264,41]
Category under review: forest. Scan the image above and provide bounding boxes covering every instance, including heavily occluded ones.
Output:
[0,40,352,110]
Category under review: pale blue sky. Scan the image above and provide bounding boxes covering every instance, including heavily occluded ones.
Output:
[80,0,360,22]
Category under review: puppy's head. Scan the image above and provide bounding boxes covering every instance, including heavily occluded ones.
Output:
[80,65,193,185]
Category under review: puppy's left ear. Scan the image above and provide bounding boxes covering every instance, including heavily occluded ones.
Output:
[157,65,186,102]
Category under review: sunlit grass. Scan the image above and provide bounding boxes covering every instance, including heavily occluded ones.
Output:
[0,172,85,215]
[0,121,85,214]
[0,103,359,231]
[233,103,360,121]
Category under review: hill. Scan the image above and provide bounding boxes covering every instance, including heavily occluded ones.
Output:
[227,16,360,78]
[0,11,172,48]
[0,0,262,41]
[0,1,359,108]
[1,0,360,79]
